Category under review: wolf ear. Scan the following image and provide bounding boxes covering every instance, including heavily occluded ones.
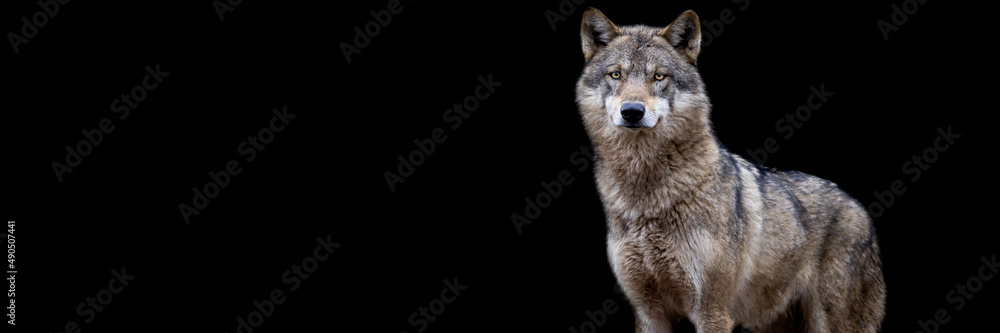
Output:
[581,8,622,62]
[657,10,701,65]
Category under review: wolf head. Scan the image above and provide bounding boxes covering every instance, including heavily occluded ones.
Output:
[576,9,711,145]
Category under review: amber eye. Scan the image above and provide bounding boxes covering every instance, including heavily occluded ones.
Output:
[610,71,621,80]
[654,73,666,81]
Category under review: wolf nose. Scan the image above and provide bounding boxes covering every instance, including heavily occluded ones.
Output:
[620,103,645,123]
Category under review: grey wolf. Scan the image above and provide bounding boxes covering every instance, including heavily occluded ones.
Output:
[575,8,886,332]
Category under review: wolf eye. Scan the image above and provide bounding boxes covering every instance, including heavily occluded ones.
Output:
[609,71,621,80]
[654,73,666,81]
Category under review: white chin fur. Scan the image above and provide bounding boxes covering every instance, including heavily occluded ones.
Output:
[613,118,658,130]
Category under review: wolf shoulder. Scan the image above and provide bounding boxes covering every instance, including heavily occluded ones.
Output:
[724,150,872,228]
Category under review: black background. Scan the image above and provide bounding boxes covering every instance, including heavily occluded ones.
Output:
[3,0,996,332]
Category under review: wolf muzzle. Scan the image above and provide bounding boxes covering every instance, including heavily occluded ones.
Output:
[620,102,645,128]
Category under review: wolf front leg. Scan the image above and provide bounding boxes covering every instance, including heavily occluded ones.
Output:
[691,304,733,333]
[633,307,672,333]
